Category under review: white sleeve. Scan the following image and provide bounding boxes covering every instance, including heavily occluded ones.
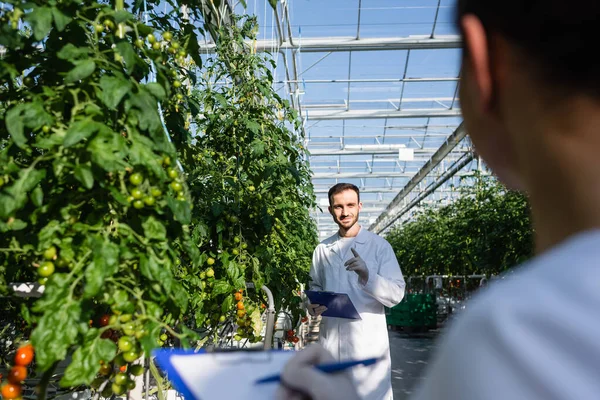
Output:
[360,241,405,308]
[309,248,323,292]
[410,298,577,400]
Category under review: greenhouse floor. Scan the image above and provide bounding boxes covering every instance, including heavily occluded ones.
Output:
[389,330,440,400]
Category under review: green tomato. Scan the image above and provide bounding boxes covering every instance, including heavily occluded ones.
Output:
[234,334,242,341]
[242,243,248,250]
[129,173,143,186]
[119,314,132,323]
[207,257,215,266]
[151,187,162,197]
[167,168,178,179]
[114,373,128,386]
[173,80,182,88]
[122,322,136,336]
[39,261,55,277]
[38,277,48,285]
[131,188,144,199]
[118,336,134,352]
[163,31,173,41]
[127,195,135,203]
[177,193,186,201]
[123,350,139,363]
[133,200,144,209]
[113,353,126,367]
[233,237,241,244]
[143,196,156,206]
[103,19,114,29]
[135,326,148,339]
[219,315,226,323]
[94,24,104,33]
[160,333,168,341]
[162,156,171,166]
[232,249,239,256]
[43,246,57,260]
[248,185,255,192]
[130,364,144,376]
[157,339,165,346]
[147,34,156,43]
[42,125,50,133]
[112,383,126,396]
[170,181,183,192]
[152,42,161,50]
[206,268,215,278]
[127,380,136,390]
[135,39,144,48]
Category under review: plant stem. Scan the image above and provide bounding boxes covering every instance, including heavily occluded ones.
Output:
[37,362,59,400]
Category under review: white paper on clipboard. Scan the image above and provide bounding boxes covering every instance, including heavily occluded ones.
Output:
[153,349,295,400]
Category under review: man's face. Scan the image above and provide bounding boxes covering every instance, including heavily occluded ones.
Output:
[328,189,362,230]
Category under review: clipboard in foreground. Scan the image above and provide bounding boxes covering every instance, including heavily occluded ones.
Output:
[305,290,361,320]
[153,348,295,400]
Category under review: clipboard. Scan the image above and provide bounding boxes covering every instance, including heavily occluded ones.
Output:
[153,348,295,400]
[305,290,361,320]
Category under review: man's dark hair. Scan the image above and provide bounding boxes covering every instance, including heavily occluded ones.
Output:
[328,183,360,205]
[457,0,600,96]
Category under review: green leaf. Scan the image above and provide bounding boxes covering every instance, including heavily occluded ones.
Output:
[57,44,88,60]
[268,0,277,10]
[145,83,166,100]
[167,197,191,225]
[51,7,72,31]
[250,139,265,156]
[31,302,81,371]
[221,295,233,313]
[5,105,26,148]
[84,238,120,298]
[64,118,101,147]
[142,216,167,241]
[140,254,174,293]
[138,320,161,354]
[31,186,43,207]
[99,75,131,109]
[38,220,64,249]
[0,167,46,218]
[212,279,232,296]
[114,10,132,24]
[129,136,165,178]
[65,59,96,83]
[116,41,136,72]
[87,128,128,172]
[26,6,53,40]
[74,164,94,189]
[60,329,117,387]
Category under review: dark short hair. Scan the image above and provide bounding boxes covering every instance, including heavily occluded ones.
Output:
[328,183,360,205]
[457,0,600,96]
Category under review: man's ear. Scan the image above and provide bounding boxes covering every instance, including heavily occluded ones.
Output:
[358,202,363,212]
[461,14,493,112]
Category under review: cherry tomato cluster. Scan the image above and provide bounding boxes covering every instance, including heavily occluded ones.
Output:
[286,329,300,344]
[1,344,34,399]
[93,313,149,396]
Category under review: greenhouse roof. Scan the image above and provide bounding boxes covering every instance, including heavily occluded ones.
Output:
[224,0,481,238]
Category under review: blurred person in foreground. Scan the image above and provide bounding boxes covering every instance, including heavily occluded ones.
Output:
[277,0,600,399]
[304,183,405,400]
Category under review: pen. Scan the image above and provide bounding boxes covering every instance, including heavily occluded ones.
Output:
[254,357,379,384]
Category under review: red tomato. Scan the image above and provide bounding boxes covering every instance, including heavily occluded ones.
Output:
[14,344,34,366]
[8,365,27,383]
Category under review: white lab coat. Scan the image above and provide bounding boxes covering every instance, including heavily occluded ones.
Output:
[310,227,405,400]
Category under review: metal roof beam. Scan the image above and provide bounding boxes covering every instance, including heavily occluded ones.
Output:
[369,123,469,233]
[311,171,473,179]
[309,148,469,156]
[198,35,462,53]
[306,108,461,120]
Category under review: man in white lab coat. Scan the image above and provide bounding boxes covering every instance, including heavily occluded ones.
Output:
[306,183,405,400]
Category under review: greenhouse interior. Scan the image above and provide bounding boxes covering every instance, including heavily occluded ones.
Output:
[0,0,542,399]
